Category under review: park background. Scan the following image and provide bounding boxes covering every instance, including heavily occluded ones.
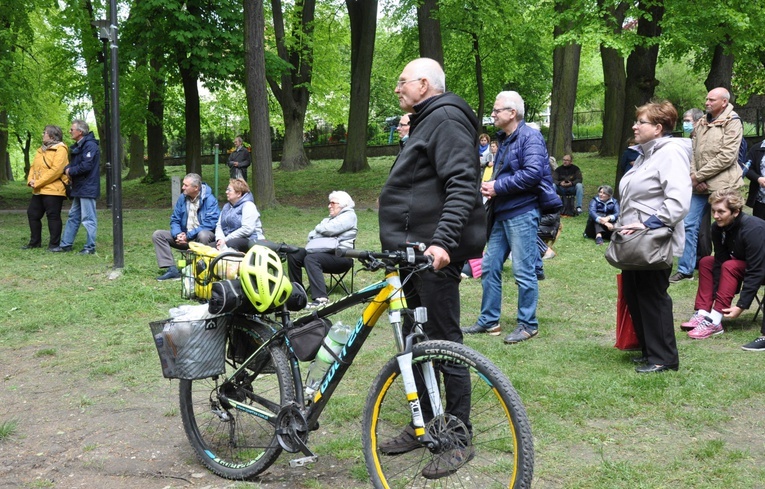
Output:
[2,0,765,487]
[2,154,765,488]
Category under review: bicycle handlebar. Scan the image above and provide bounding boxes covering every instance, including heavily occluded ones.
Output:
[337,246,433,267]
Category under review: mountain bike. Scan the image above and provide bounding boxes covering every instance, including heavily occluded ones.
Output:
[176,243,534,488]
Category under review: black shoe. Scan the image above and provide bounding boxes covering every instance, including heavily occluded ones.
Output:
[49,246,73,253]
[79,249,95,255]
[21,244,41,250]
[504,325,538,344]
[631,356,648,364]
[421,446,475,479]
[635,363,678,373]
[669,272,693,283]
[462,323,502,336]
[378,425,421,455]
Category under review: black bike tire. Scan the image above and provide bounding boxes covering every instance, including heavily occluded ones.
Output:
[362,340,534,488]
[179,340,294,479]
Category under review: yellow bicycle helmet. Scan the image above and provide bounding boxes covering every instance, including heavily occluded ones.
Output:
[239,245,293,312]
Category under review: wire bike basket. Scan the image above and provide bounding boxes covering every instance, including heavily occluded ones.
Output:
[150,315,230,380]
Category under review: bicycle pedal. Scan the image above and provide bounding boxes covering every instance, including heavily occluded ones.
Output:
[289,455,318,467]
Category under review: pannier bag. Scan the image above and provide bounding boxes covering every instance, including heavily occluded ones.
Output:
[150,314,230,380]
[181,242,242,301]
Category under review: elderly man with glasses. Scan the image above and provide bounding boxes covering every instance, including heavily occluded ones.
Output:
[463,91,550,345]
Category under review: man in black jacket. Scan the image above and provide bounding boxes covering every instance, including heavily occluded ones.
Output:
[377,57,485,479]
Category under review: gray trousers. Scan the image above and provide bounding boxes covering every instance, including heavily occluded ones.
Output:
[152,229,216,268]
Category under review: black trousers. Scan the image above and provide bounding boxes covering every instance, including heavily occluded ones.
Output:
[401,263,471,431]
[287,249,352,299]
[622,268,679,366]
[27,194,66,247]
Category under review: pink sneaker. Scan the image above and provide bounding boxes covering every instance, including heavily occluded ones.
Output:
[687,317,723,339]
[680,312,704,331]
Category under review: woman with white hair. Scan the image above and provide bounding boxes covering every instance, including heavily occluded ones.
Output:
[287,191,358,308]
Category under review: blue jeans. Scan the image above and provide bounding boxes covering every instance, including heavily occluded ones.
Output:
[61,197,98,251]
[677,193,709,276]
[478,209,540,330]
[557,183,583,208]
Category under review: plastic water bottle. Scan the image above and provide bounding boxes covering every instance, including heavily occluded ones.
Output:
[304,321,352,397]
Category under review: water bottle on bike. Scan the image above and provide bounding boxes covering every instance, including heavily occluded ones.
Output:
[304,321,351,396]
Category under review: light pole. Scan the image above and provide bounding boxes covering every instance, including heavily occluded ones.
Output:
[92,20,111,210]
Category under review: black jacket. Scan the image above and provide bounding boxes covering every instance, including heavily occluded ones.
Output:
[66,132,100,199]
[711,212,765,309]
[743,139,765,208]
[378,92,486,261]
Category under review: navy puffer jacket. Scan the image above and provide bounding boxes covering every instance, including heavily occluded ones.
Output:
[67,132,100,199]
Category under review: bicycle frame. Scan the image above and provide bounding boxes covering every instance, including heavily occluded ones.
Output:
[220,263,445,452]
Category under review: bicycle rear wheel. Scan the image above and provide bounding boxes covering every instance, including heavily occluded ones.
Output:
[362,340,534,488]
[179,331,294,480]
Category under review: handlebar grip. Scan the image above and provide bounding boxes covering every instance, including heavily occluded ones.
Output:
[337,248,370,259]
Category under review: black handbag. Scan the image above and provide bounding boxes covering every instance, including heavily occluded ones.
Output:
[604,226,674,271]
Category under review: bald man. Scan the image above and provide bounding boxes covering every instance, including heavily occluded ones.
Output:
[670,87,744,283]
[377,58,485,478]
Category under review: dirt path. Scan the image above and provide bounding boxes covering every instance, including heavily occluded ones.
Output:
[0,346,361,489]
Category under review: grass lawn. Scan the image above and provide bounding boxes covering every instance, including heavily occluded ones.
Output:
[1,154,765,488]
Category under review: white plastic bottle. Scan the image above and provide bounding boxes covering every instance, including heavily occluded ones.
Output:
[304,322,352,397]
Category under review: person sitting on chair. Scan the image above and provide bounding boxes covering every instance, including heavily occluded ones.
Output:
[287,191,358,308]
[215,178,265,253]
[681,189,765,343]
[153,173,220,281]
[584,185,620,245]
[553,154,584,215]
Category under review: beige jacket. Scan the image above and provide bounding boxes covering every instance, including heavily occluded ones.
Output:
[618,137,692,256]
[691,103,743,194]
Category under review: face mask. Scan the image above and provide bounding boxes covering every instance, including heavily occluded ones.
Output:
[683,121,694,133]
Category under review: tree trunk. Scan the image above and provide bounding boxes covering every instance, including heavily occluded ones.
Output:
[82,0,109,173]
[615,0,664,197]
[0,110,8,182]
[548,3,581,161]
[704,41,734,97]
[473,32,485,132]
[598,1,628,157]
[244,0,276,207]
[179,64,202,176]
[417,0,443,65]
[267,0,314,171]
[341,0,377,173]
[125,132,146,180]
[15,130,31,177]
[146,56,166,182]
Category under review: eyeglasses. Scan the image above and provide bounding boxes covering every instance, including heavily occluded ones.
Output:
[395,78,422,89]
[328,201,340,206]
[491,107,515,114]
[633,120,655,126]
[397,123,409,128]
[225,187,235,192]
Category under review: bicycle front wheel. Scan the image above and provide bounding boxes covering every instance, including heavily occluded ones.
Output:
[179,338,294,480]
[362,340,534,488]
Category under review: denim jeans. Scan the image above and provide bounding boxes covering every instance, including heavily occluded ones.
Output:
[61,197,98,251]
[677,193,709,275]
[556,183,583,208]
[478,208,540,329]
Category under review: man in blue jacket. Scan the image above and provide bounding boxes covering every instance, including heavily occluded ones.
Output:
[152,173,220,280]
[463,91,549,344]
[51,119,100,254]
